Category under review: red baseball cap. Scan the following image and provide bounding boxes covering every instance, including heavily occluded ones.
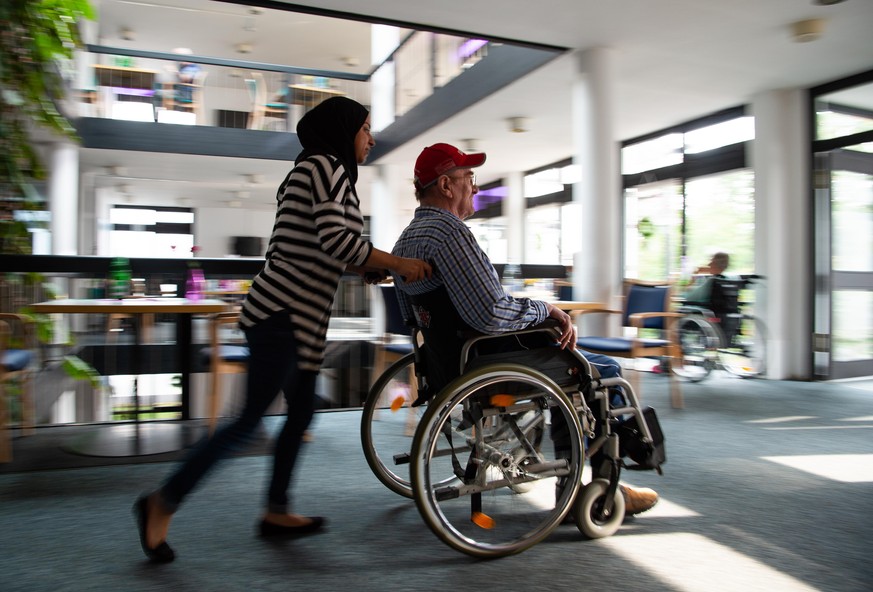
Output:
[413,143,486,189]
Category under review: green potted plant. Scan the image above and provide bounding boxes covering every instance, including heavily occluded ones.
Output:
[0,0,95,253]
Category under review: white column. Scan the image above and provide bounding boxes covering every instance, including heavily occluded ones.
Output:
[369,163,412,252]
[751,89,811,380]
[48,141,80,255]
[571,47,620,334]
[503,170,525,264]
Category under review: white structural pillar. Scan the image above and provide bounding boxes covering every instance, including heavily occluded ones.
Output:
[571,47,620,334]
[48,141,79,255]
[751,89,811,380]
[369,163,412,252]
[503,170,525,264]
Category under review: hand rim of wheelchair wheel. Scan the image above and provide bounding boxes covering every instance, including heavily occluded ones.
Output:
[573,478,626,539]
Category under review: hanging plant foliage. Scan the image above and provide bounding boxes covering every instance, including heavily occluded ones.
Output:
[638,216,655,240]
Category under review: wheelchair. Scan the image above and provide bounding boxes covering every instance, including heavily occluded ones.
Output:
[672,275,767,382]
[361,315,666,558]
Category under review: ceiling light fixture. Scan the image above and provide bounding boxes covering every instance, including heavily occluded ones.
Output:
[235,43,253,54]
[790,18,826,42]
[120,28,135,41]
[813,0,845,5]
[507,117,529,133]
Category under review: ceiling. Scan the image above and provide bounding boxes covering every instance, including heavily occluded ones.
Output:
[79,0,873,214]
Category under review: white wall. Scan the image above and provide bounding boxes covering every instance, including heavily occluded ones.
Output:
[194,206,275,258]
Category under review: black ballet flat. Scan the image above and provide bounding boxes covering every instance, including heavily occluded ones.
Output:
[133,495,175,563]
[258,516,326,537]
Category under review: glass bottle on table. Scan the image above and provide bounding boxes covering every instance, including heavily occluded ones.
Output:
[108,257,132,299]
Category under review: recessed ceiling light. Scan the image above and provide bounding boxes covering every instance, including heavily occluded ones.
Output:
[790,18,826,42]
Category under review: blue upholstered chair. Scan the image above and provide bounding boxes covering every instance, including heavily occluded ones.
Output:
[1,313,37,462]
[372,284,415,386]
[575,280,684,408]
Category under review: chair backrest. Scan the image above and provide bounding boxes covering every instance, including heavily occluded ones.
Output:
[709,277,742,316]
[379,285,411,337]
[622,280,671,330]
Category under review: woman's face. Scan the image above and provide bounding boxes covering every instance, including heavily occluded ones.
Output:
[354,116,375,164]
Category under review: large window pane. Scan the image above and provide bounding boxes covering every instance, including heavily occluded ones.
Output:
[684,170,755,275]
[832,291,873,362]
[815,81,873,142]
[832,169,873,272]
[525,205,560,264]
[624,180,682,280]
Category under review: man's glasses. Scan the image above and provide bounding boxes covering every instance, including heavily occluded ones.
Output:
[446,172,477,187]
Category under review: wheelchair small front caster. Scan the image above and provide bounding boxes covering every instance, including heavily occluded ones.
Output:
[573,478,625,539]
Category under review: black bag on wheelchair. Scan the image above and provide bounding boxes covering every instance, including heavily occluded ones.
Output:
[617,406,666,472]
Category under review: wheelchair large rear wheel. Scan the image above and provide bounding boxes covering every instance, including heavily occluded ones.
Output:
[410,364,584,558]
[672,316,719,382]
[721,315,767,378]
[360,353,427,498]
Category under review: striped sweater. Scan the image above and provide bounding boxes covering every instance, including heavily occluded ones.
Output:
[240,154,373,370]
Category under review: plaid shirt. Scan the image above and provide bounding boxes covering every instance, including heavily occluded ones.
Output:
[391,206,547,334]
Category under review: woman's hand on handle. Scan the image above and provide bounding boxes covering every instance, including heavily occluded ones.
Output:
[391,257,432,283]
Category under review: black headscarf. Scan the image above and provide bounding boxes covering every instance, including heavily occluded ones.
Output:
[295,96,369,185]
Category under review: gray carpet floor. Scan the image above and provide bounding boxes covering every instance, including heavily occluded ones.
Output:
[1,372,872,591]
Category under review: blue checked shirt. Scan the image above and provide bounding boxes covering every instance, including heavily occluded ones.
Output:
[391,206,548,334]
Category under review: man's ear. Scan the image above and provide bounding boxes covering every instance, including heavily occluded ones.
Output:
[436,175,452,198]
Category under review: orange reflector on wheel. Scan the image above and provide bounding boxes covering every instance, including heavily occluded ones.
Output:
[471,511,495,529]
[490,394,514,407]
[390,396,405,412]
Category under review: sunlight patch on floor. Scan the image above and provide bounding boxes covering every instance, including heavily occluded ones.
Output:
[746,416,816,424]
[601,532,820,592]
[762,454,873,483]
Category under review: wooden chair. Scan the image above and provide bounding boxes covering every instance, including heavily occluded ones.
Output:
[246,72,289,131]
[200,312,249,434]
[574,279,684,408]
[162,69,208,124]
[0,313,37,462]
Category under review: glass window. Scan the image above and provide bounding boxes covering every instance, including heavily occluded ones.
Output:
[468,217,507,262]
[624,180,683,281]
[684,169,756,276]
[621,133,683,175]
[832,291,873,362]
[832,169,873,272]
[524,168,564,198]
[815,81,873,141]
[525,205,561,264]
[685,116,754,154]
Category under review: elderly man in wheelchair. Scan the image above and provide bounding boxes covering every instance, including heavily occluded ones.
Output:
[382,143,665,557]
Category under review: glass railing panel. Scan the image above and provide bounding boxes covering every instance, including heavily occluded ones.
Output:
[69,48,370,132]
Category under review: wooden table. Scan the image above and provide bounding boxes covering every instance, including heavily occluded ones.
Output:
[550,300,607,313]
[30,298,227,456]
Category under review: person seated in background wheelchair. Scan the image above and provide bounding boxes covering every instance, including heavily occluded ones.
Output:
[684,251,730,306]
[683,251,742,343]
[389,142,659,516]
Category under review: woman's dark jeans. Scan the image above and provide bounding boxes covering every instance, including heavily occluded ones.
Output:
[159,312,318,514]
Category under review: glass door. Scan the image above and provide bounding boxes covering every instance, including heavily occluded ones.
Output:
[814,148,873,379]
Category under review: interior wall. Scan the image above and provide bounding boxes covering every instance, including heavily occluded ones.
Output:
[195,206,275,258]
